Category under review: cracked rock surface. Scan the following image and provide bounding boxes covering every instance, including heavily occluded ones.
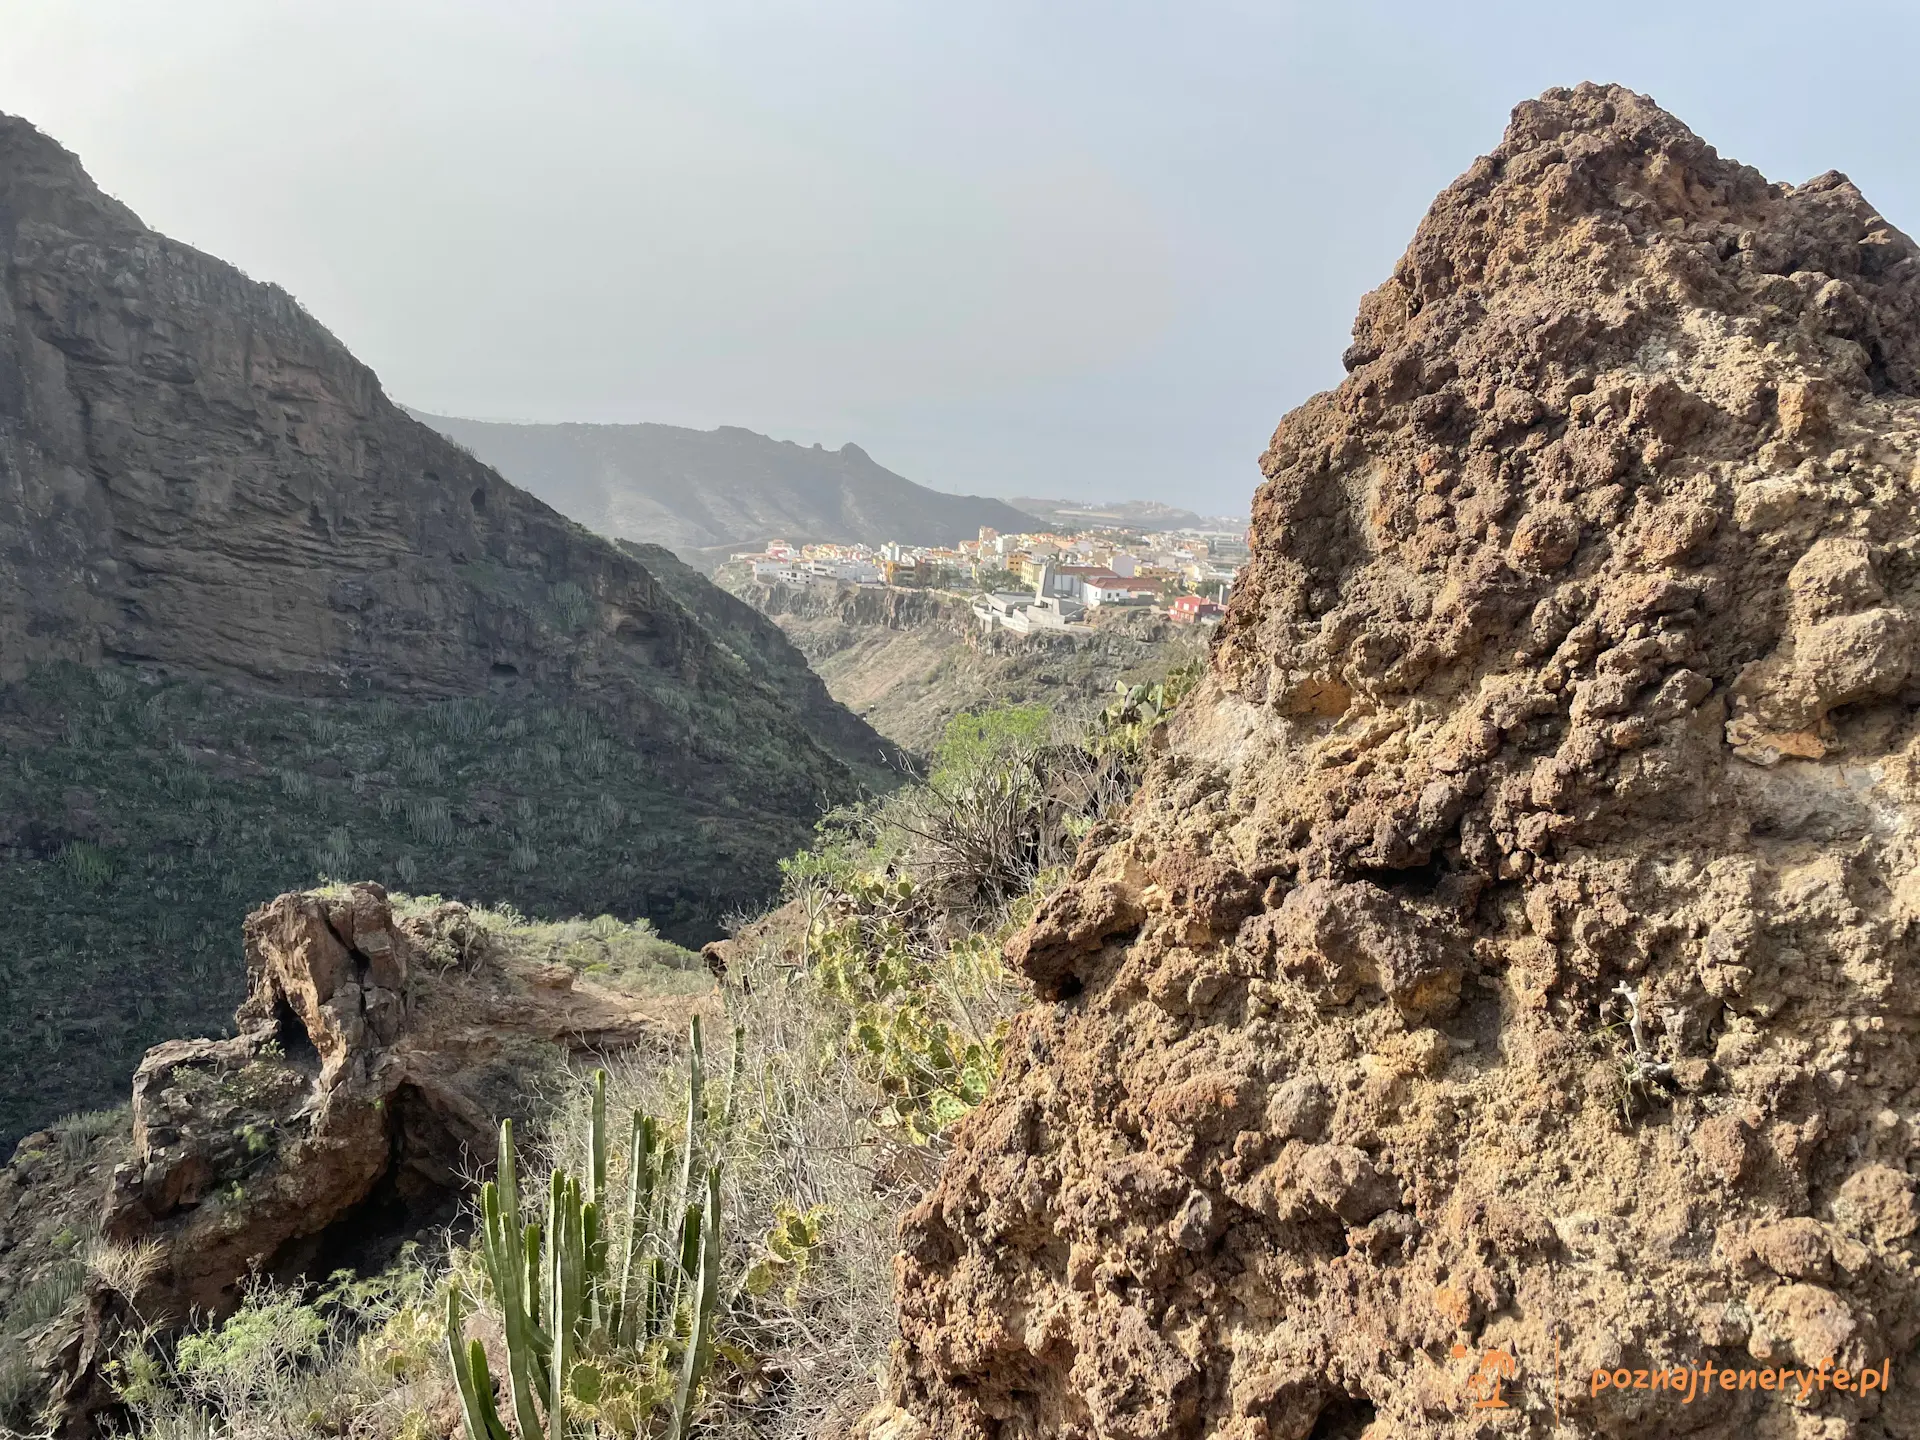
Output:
[867,84,1920,1440]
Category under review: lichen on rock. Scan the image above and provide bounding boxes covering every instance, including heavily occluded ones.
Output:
[868,83,1920,1439]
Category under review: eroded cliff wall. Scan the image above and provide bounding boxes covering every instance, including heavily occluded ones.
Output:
[0,113,804,709]
[0,113,886,1143]
[871,84,1920,1440]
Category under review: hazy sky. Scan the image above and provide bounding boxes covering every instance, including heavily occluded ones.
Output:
[7,2,1919,515]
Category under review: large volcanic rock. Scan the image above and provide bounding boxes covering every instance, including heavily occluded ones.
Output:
[868,85,1920,1439]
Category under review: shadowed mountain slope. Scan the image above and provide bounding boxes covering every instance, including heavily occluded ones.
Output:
[0,112,888,1145]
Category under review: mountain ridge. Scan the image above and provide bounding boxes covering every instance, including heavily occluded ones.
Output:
[414,410,1042,565]
[1006,495,1247,533]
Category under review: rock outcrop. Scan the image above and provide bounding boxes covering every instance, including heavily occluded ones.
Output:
[42,883,698,1434]
[870,86,1920,1438]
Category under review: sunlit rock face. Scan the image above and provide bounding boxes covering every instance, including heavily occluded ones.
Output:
[867,83,1920,1440]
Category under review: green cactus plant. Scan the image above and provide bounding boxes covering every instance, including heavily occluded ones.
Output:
[447,1287,512,1440]
[447,1019,727,1438]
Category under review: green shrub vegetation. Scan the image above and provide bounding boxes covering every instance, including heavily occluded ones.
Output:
[1085,662,1204,758]
[927,703,1053,785]
[112,1251,447,1440]
[0,661,858,1147]
[55,693,1195,1439]
[770,688,1193,1143]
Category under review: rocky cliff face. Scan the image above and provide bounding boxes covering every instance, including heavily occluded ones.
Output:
[0,112,885,744]
[869,85,1920,1439]
[622,541,904,778]
[0,113,889,1144]
[742,578,975,631]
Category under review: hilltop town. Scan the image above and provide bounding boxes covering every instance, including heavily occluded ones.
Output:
[726,520,1248,634]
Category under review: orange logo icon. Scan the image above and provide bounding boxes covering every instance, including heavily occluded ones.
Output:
[1453,1344,1517,1409]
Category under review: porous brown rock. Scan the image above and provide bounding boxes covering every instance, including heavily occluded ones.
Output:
[869,85,1920,1439]
[43,883,699,1435]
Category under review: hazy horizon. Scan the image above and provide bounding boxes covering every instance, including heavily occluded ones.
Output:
[8,1,1919,515]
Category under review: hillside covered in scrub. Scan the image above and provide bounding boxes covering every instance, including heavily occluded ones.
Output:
[0,113,892,1149]
[4,693,1177,1439]
[724,574,1207,753]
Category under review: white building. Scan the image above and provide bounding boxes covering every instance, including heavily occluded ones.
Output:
[972,591,1034,631]
[806,559,883,584]
[1082,575,1159,607]
[1023,595,1085,629]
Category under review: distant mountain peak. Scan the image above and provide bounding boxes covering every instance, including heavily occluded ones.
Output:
[414,412,1041,567]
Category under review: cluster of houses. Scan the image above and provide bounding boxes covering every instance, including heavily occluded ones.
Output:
[734,523,1242,633]
[969,564,1226,634]
[742,539,885,586]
